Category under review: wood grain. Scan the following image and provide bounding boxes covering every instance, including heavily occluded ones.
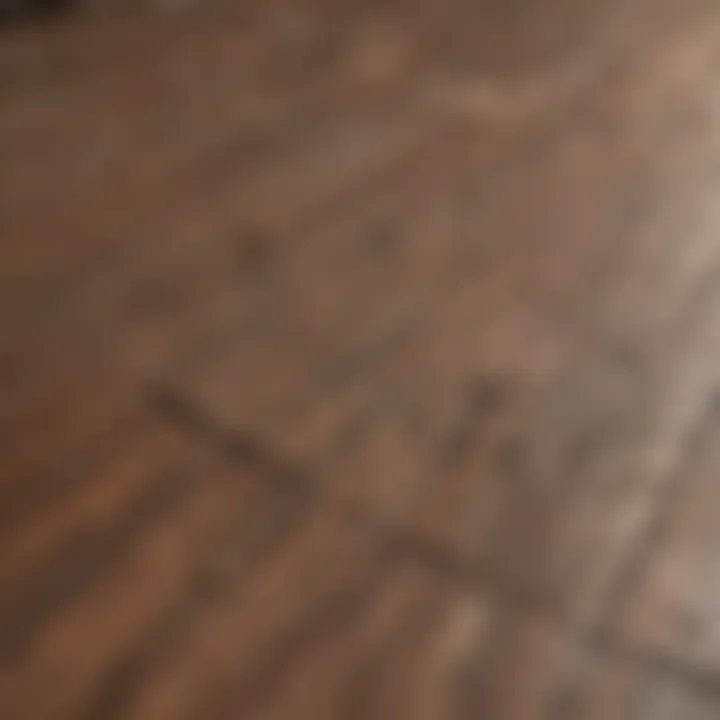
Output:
[5,0,720,717]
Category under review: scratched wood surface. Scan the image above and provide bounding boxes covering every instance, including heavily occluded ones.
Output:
[4,0,720,718]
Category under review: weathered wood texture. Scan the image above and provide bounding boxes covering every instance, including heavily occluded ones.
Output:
[4,0,720,717]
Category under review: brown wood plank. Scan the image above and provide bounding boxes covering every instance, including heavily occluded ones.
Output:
[6,0,720,717]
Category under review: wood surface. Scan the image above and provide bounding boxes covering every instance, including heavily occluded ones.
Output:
[4,1,720,717]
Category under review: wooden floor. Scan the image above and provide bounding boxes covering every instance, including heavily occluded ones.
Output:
[5,0,720,717]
